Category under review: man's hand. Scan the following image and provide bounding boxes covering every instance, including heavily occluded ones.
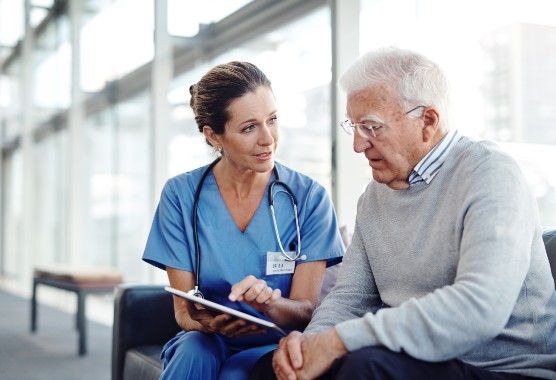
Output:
[273,331,305,380]
[273,329,348,380]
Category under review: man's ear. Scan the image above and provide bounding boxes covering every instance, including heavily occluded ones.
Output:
[203,126,221,149]
[422,107,440,142]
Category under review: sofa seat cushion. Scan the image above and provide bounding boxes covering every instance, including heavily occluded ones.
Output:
[123,345,163,380]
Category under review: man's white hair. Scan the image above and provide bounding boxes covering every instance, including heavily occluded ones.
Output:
[339,47,451,132]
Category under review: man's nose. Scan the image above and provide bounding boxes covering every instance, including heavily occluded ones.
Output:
[353,130,371,153]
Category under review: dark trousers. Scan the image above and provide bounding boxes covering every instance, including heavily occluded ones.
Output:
[249,346,538,380]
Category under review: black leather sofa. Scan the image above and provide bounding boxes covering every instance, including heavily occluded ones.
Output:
[111,228,556,380]
[111,284,179,380]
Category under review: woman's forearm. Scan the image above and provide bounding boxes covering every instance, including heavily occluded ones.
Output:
[264,297,316,330]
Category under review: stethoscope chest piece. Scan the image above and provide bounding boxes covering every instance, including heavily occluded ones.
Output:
[187,286,204,299]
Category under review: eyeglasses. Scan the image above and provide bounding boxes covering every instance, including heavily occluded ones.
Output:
[340,105,426,138]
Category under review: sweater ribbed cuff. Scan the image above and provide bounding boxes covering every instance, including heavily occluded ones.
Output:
[335,317,378,352]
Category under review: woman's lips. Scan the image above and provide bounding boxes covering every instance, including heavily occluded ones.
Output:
[256,151,272,160]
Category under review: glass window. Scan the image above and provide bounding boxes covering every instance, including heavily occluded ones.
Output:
[0,62,22,140]
[30,7,49,28]
[31,0,54,7]
[80,0,154,93]
[34,131,68,265]
[0,0,24,48]
[1,151,23,277]
[33,14,71,124]
[167,0,253,37]
[167,64,216,177]
[113,92,152,281]
[83,91,151,281]
[358,0,556,225]
[83,107,118,269]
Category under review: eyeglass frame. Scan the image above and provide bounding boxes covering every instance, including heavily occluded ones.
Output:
[340,105,426,138]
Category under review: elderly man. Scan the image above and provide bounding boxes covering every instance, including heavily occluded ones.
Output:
[249,47,556,380]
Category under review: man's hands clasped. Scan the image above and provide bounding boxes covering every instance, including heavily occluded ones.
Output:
[272,329,348,380]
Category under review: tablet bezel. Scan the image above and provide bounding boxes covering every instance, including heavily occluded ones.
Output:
[164,286,286,336]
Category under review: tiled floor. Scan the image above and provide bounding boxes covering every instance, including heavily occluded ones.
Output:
[0,288,112,380]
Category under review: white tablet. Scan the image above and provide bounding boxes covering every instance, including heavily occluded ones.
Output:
[164,286,287,336]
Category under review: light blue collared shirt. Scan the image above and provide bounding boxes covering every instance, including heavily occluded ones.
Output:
[408,129,461,186]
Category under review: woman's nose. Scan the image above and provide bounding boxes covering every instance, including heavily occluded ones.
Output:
[259,125,275,146]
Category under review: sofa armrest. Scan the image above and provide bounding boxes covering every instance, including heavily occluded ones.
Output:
[111,284,180,380]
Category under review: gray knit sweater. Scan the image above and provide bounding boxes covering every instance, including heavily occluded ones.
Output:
[306,137,556,379]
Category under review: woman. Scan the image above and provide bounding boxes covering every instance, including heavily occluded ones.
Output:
[143,61,344,379]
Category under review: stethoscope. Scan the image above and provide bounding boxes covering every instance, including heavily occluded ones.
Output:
[188,157,305,298]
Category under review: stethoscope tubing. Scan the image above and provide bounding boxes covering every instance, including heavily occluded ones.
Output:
[191,157,221,297]
[268,180,302,261]
[191,157,302,297]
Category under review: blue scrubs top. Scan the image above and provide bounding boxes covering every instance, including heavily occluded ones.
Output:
[143,161,344,349]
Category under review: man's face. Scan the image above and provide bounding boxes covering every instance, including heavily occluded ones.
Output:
[346,84,427,190]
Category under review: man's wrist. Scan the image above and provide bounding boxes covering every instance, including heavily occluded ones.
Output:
[320,328,348,359]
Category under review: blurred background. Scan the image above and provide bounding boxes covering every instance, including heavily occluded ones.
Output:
[1,0,555,322]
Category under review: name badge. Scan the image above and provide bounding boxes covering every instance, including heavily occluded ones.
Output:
[266,252,295,275]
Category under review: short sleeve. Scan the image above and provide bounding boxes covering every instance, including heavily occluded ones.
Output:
[142,179,194,271]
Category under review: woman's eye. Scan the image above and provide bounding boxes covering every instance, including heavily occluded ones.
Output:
[243,125,256,133]
[269,116,278,124]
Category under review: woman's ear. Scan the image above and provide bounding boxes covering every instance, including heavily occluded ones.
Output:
[421,107,440,142]
[203,126,221,150]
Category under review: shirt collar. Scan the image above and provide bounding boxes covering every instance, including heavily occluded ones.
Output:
[408,129,461,186]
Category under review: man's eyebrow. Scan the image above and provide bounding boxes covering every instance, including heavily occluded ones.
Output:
[346,113,386,124]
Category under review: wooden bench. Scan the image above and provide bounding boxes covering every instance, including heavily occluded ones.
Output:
[31,266,123,356]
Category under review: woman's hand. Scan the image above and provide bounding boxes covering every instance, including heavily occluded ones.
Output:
[186,301,267,337]
[229,275,282,314]
[188,274,282,336]
[168,262,327,333]
[167,268,267,337]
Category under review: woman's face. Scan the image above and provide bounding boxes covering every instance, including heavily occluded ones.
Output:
[217,86,279,174]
